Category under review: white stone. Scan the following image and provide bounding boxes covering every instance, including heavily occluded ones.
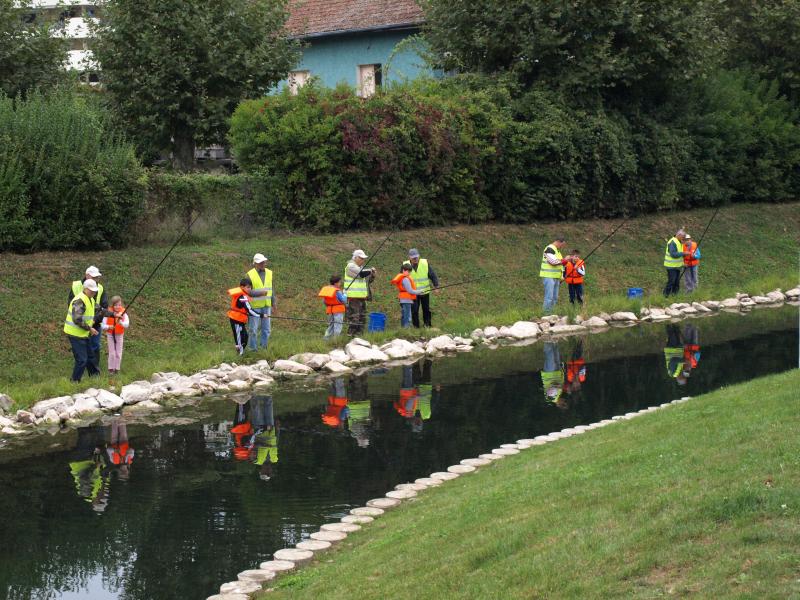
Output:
[669,302,691,310]
[492,447,520,456]
[271,359,314,374]
[426,335,458,353]
[296,540,332,552]
[220,580,262,595]
[507,321,541,340]
[386,489,417,499]
[608,312,638,322]
[310,529,347,542]
[720,298,740,308]
[785,287,800,299]
[751,295,771,304]
[345,342,389,364]
[665,307,683,317]
[448,464,476,474]
[483,326,500,338]
[322,522,361,533]
[273,548,313,563]
[414,477,443,486]
[550,324,587,335]
[452,336,475,346]
[2,426,23,435]
[208,594,248,600]
[328,349,350,363]
[497,325,513,338]
[366,497,401,509]
[766,290,786,303]
[470,328,485,339]
[31,396,73,418]
[120,383,152,405]
[96,389,124,410]
[479,453,504,461]
[0,415,13,427]
[702,300,720,309]
[304,353,333,370]
[351,506,384,517]
[71,396,101,416]
[681,306,698,315]
[237,569,275,583]
[15,410,35,424]
[691,302,711,313]
[322,361,352,374]
[40,409,61,425]
[430,471,459,481]
[151,371,181,384]
[125,400,163,413]
[395,482,428,492]
[583,316,609,329]
[0,394,13,414]
[342,515,373,524]
[461,458,491,467]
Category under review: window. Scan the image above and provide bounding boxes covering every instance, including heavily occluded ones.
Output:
[357,64,382,98]
[288,70,310,95]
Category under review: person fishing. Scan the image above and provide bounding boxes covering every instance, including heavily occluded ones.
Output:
[344,249,377,336]
[245,253,274,351]
[407,248,440,328]
[664,229,689,296]
[540,237,572,313]
[227,279,263,356]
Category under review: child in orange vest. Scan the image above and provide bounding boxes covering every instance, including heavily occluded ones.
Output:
[391,262,422,328]
[564,249,586,305]
[228,279,261,355]
[318,275,347,339]
[102,295,130,374]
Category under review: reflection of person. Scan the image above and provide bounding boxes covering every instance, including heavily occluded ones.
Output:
[565,340,586,394]
[250,395,279,481]
[682,323,701,378]
[68,425,109,512]
[541,341,565,406]
[395,365,419,419]
[664,324,687,384]
[105,419,134,481]
[323,378,350,429]
[230,401,254,461]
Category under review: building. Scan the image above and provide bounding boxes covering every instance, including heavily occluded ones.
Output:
[284,0,431,96]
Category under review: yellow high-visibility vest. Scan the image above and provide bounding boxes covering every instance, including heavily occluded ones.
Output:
[410,259,431,294]
[247,268,273,308]
[663,237,683,268]
[344,262,369,299]
[72,280,103,303]
[539,244,563,279]
[64,292,95,338]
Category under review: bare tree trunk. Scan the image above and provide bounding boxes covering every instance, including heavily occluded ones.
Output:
[172,130,195,171]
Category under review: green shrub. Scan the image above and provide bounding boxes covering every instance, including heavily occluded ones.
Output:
[0,91,146,251]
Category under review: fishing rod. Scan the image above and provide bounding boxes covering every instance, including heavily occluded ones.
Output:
[344,213,415,292]
[678,205,721,279]
[581,215,631,263]
[268,314,367,327]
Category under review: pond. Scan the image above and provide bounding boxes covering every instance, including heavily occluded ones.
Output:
[0,307,796,599]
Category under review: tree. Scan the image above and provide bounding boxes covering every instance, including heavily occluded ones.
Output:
[420,0,720,109]
[0,0,67,97]
[92,0,299,170]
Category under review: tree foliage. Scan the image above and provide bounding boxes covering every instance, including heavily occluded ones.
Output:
[92,0,299,170]
[0,0,67,98]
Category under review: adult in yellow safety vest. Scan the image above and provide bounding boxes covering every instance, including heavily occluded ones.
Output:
[245,253,274,351]
[407,248,440,328]
[64,279,101,382]
[344,249,377,336]
[68,265,108,374]
[540,236,572,313]
[663,229,688,297]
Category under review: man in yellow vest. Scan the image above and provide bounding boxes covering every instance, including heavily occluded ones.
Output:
[663,228,688,297]
[68,265,107,374]
[245,253,274,351]
[540,236,572,313]
[344,249,377,335]
[64,279,101,382]
[408,248,440,328]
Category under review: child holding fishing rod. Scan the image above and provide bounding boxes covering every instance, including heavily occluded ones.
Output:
[102,296,130,375]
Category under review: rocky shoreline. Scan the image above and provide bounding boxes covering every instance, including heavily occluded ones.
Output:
[1,286,797,440]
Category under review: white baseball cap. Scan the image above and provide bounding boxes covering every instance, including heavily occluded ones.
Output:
[83,279,99,292]
[353,249,368,259]
[85,265,102,277]
[253,253,268,263]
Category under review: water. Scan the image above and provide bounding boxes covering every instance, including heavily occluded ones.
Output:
[0,308,796,600]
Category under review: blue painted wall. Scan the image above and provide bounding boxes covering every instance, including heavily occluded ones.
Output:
[279,29,432,91]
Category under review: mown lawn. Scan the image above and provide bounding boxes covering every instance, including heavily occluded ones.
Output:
[267,368,800,599]
[0,203,798,408]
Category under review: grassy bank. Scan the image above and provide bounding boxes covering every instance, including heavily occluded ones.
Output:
[267,369,800,599]
[1,203,798,408]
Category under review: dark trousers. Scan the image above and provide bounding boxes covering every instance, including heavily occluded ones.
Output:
[68,335,100,382]
[412,293,432,327]
[89,330,102,373]
[568,283,584,304]
[346,298,367,335]
[664,268,681,296]
[230,319,249,354]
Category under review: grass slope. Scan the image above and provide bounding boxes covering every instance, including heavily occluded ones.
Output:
[268,369,800,599]
[0,203,798,408]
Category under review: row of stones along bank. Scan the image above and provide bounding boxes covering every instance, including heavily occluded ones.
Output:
[1,286,797,440]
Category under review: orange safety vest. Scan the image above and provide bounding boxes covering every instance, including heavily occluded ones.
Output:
[318,285,346,314]
[566,359,586,384]
[227,287,251,323]
[322,396,349,427]
[391,273,417,301]
[104,307,127,335]
[108,442,133,465]
[684,344,700,369]
[683,241,699,267]
[395,388,419,418]
[564,260,585,284]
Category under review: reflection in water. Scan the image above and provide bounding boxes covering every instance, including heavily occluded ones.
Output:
[0,312,796,600]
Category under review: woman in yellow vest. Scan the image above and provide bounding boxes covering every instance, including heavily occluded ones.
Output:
[64,279,102,382]
[245,253,274,351]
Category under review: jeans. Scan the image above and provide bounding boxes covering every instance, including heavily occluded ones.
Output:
[89,331,101,373]
[664,268,681,296]
[68,335,100,382]
[683,266,698,293]
[568,283,584,304]
[542,278,561,313]
[324,312,344,339]
[412,293,432,327]
[248,307,271,350]
[400,303,412,328]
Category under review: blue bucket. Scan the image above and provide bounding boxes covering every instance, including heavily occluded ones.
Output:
[627,287,644,299]
[368,312,387,332]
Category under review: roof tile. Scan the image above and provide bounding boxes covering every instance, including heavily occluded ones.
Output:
[286,0,424,37]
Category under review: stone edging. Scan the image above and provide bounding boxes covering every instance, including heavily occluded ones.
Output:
[1,286,797,439]
[207,395,696,599]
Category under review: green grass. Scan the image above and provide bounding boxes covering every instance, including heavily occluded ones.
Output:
[266,369,800,599]
[1,202,798,409]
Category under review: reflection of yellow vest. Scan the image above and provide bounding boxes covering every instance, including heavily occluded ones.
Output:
[541,370,564,403]
[663,237,683,268]
[417,383,432,420]
[410,259,431,294]
[64,292,95,338]
[664,347,683,378]
[253,430,278,465]
[539,244,563,279]
[347,401,371,423]
[69,459,103,502]
[247,268,273,308]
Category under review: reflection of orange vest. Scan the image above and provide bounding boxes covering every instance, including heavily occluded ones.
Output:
[566,359,586,383]
[318,285,346,314]
[390,273,416,301]
[231,422,254,460]
[395,388,418,418]
[109,442,133,465]
[564,260,585,284]
[104,307,126,335]
[684,344,700,369]
[683,241,699,266]
[322,396,348,427]
[227,287,250,323]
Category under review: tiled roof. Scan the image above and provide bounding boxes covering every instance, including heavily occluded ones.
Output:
[286,0,424,38]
